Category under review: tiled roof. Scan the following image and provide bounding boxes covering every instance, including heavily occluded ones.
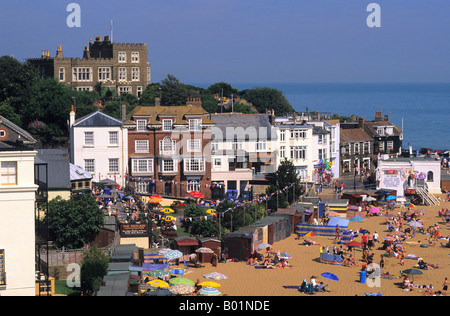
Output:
[340,128,373,144]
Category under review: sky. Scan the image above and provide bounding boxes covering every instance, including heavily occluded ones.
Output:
[1,0,450,84]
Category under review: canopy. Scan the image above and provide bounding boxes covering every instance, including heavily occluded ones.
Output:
[198,281,221,288]
[327,218,350,228]
[386,195,397,200]
[345,240,364,248]
[369,207,380,214]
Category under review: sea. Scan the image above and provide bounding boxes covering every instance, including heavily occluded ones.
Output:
[193,82,450,151]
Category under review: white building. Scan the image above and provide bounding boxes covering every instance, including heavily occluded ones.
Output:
[0,116,38,296]
[210,113,278,197]
[376,157,441,204]
[70,109,128,187]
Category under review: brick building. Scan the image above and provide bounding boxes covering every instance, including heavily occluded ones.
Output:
[28,35,151,97]
[123,98,214,199]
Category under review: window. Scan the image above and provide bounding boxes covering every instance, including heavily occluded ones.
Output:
[109,131,118,146]
[255,141,267,151]
[161,159,176,172]
[319,148,327,160]
[98,67,111,81]
[147,67,151,84]
[232,141,243,150]
[354,143,360,155]
[427,171,434,182]
[59,67,65,81]
[184,158,205,172]
[280,130,285,142]
[72,67,92,82]
[109,158,119,173]
[386,127,393,135]
[160,137,176,155]
[136,120,147,132]
[291,130,306,139]
[318,134,325,145]
[132,159,153,174]
[118,86,131,95]
[137,86,143,98]
[188,139,201,152]
[189,119,200,131]
[0,249,5,286]
[213,158,222,167]
[131,52,139,62]
[118,52,126,62]
[364,142,370,154]
[162,119,172,131]
[188,180,200,192]
[135,140,149,153]
[387,141,394,152]
[119,67,127,81]
[290,146,306,160]
[1,161,17,185]
[379,142,385,152]
[84,159,95,173]
[280,146,285,158]
[84,132,94,146]
[131,67,139,81]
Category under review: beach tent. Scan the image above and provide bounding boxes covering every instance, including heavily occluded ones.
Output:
[296,223,348,237]
[327,217,350,228]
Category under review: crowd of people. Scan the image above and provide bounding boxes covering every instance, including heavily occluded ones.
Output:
[247,247,291,269]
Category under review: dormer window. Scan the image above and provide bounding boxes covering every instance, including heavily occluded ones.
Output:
[136,119,147,132]
[189,119,200,131]
[162,119,172,131]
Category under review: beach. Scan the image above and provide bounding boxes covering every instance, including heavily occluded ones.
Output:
[183,195,450,296]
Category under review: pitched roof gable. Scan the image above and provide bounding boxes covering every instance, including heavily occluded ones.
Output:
[73,111,123,127]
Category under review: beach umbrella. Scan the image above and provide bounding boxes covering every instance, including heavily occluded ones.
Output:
[305,231,317,237]
[169,277,195,286]
[386,196,397,200]
[146,280,169,288]
[255,243,272,250]
[280,252,292,259]
[384,236,396,241]
[189,191,205,199]
[363,196,377,202]
[196,247,214,254]
[321,272,339,281]
[164,250,183,260]
[349,216,364,222]
[198,281,221,288]
[146,270,169,278]
[169,284,195,295]
[407,221,423,228]
[206,209,216,215]
[161,208,174,214]
[164,215,175,222]
[402,268,423,281]
[199,287,221,296]
[369,207,380,214]
[203,272,228,280]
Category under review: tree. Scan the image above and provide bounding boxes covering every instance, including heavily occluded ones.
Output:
[47,194,105,249]
[182,204,218,237]
[207,82,239,98]
[140,83,162,106]
[160,74,189,106]
[80,246,109,295]
[240,87,293,116]
[265,159,303,211]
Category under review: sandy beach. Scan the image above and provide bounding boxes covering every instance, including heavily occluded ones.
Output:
[182,195,450,296]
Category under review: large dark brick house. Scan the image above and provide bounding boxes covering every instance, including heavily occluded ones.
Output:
[28,35,151,97]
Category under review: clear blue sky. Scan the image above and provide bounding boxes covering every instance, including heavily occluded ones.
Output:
[1,0,449,84]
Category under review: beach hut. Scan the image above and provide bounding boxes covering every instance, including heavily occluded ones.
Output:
[275,208,304,234]
[173,236,199,257]
[223,228,257,261]
[322,199,349,218]
[199,238,221,264]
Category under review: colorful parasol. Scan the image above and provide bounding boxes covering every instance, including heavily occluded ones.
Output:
[146,280,169,288]
[188,191,205,199]
[169,284,195,295]
[169,277,195,286]
[203,272,228,280]
[199,287,221,296]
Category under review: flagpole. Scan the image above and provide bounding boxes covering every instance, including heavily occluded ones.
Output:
[110,20,113,42]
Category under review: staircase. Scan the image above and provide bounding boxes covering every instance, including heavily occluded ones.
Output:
[416,183,440,206]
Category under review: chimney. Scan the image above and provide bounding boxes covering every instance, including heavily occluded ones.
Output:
[121,104,126,122]
[69,105,75,127]
[358,116,365,129]
[56,45,64,58]
[384,114,389,122]
[83,45,90,59]
[375,111,382,122]
[155,97,161,107]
